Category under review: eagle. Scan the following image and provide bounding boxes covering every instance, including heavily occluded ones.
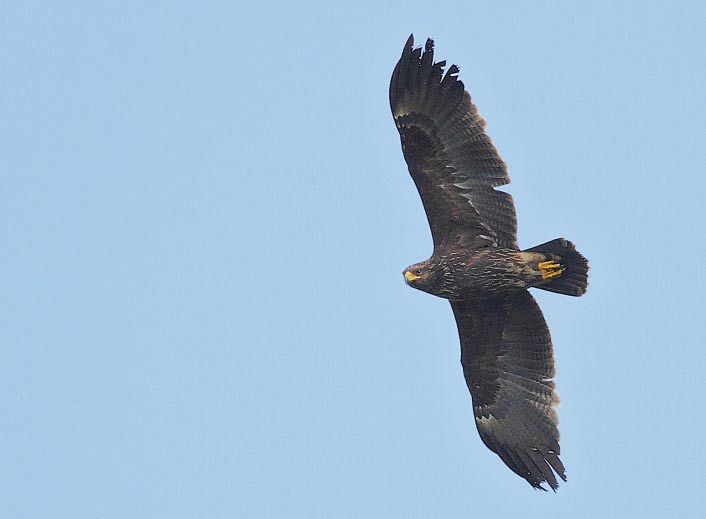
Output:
[390,35,589,491]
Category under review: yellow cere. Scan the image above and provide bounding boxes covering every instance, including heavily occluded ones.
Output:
[404,270,421,283]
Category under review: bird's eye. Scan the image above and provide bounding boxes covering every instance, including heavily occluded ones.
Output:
[415,269,423,275]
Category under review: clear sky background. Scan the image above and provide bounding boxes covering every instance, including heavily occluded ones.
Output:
[3,1,705,517]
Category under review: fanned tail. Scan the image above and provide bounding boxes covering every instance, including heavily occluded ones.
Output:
[526,238,589,297]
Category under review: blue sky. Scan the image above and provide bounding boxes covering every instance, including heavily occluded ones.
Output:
[3,1,705,517]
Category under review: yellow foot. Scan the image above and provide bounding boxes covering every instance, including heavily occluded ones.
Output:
[538,260,564,280]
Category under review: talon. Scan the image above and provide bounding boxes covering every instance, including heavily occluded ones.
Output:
[542,268,564,280]
[539,259,564,280]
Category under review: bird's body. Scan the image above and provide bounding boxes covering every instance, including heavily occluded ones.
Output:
[390,35,589,491]
[406,247,561,300]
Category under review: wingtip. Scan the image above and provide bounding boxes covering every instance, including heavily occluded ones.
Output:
[529,468,566,492]
[402,34,435,53]
[529,478,558,492]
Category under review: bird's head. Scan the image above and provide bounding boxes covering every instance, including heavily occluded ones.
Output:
[403,260,438,292]
[403,258,461,299]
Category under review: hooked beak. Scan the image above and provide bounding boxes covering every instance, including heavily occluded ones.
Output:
[404,270,421,284]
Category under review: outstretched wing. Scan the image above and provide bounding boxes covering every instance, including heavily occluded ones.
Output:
[390,35,518,250]
[450,291,566,491]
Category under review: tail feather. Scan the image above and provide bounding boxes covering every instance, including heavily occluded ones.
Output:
[526,238,589,296]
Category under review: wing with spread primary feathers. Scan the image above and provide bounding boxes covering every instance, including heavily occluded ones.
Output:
[450,291,566,491]
[390,35,518,250]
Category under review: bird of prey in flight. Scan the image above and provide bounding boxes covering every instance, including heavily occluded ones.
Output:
[390,35,588,491]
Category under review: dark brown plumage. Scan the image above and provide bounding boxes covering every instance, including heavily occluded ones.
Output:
[390,35,589,491]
